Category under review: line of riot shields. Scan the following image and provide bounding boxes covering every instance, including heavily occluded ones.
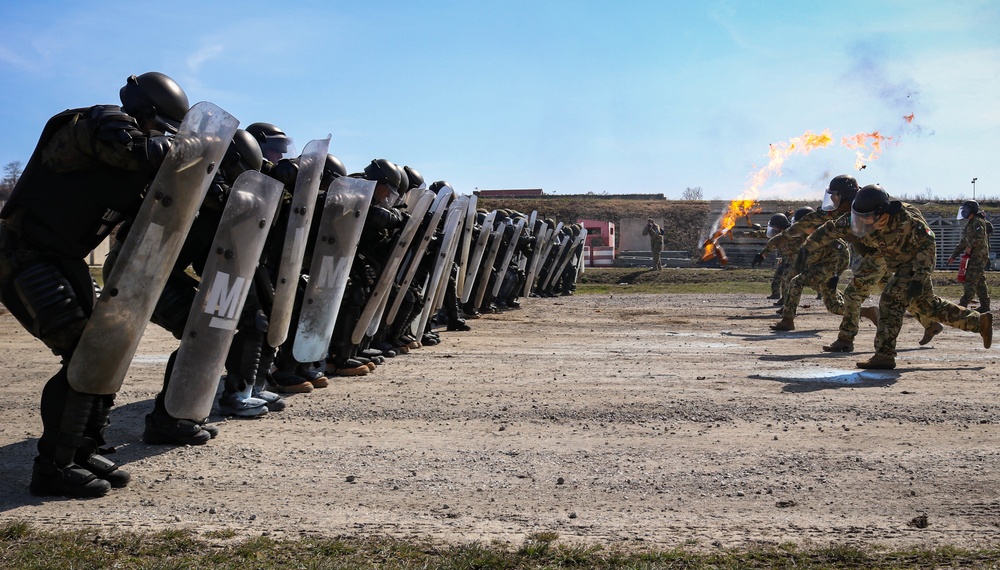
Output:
[72,105,591,438]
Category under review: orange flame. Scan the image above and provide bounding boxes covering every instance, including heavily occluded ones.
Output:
[840,131,891,170]
[904,113,915,123]
[700,130,832,262]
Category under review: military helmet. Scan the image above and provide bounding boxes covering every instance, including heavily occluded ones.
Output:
[429,180,453,193]
[404,166,424,189]
[363,158,401,188]
[246,122,296,162]
[959,200,980,220]
[821,174,860,212]
[395,164,410,195]
[220,128,263,182]
[319,154,347,191]
[791,206,815,223]
[119,72,190,133]
[850,184,891,236]
[766,213,790,238]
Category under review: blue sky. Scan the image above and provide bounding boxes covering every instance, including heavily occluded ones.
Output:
[1,1,997,202]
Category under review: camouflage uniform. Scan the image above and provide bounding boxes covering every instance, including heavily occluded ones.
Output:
[950,214,990,311]
[642,220,664,270]
[804,216,894,344]
[773,210,849,320]
[863,203,985,360]
[759,224,807,300]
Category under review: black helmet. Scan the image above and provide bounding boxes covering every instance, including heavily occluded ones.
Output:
[119,72,189,133]
[404,166,424,189]
[791,206,815,223]
[822,174,860,212]
[394,164,410,195]
[246,122,296,163]
[851,184,891,236]
[319,154,347,191]
[220,129,263,182]
[766,213,790,238]
[959,200,980,220]
[363,158,401,187]
[429,180,454,194]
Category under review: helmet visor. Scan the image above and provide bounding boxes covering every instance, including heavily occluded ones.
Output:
[821,191,839,212]
[851,208,881,237]
[259,135,297,163]
[958,205,973,219]
[373,181,400,208]
[766,225,782,238]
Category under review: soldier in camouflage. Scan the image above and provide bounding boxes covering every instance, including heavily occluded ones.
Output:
[751,213,796,303]
[946,200,991,313]
[849,185,992,369]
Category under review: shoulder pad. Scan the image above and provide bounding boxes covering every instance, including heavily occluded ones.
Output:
[89,105,142,146]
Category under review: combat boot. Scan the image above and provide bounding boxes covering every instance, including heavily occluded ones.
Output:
[30,457,111,498]
[857,353,896,370]
[918,322,944,346]
[860,306,879,327]
[822,338,854,352]
[143,413,212,446]
[772,297,784,306]
[981,312,993,349]
[766,292,781,300]
[770,317,795,331]
[217,390,269,418]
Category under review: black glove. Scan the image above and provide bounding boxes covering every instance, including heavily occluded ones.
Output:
[270,159,299,188]
[146,135,172,169]
[907,280,924,299]
[751,253,765,268]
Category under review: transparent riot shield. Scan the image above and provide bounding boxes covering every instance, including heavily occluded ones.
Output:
[68,101,238,394]
[266,136,330,348]
[164,171,283,420]
[523,222,548,296]
[349,191,435,345]
[490,217,526,298]
[473,221,506,310]
[382,187,454,326]
[291,176,376,363]
[416,196,467,334]
[549,229,587,290]
[460,210,496,303]
[455,194,477,296]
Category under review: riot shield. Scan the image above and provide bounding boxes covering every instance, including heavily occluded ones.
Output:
[473,221,505,310]
[349,190,435,345]
[541,229,571,292]
[490,217,526,298]
[460,210,496,303]
[414,196,467,334]
[68,101,238,394]
[164,171,283,420]
[383,187,454,326]
[522,221,549,296]
[455,194,477,296]
[549,229,587,289]
[266,136,330,348]
[291,176,376,363]
[517,210,538,273]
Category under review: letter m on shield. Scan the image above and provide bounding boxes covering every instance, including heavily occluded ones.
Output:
[205,271,247,329]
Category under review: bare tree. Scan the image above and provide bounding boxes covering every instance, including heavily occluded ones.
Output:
[680,186,703,200]
[0,160,23,201]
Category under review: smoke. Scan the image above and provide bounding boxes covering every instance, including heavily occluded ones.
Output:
[846,42,936,140]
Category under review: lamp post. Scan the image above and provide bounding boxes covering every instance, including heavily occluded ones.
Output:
[972,177,978,200]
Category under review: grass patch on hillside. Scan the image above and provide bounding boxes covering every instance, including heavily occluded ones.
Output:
[2,522,999,569]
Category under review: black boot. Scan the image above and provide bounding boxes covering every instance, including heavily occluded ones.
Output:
[75,395,129,488]
[31,387,111,498]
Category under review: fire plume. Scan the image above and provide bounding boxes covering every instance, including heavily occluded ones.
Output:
[840,131,891,170]
[904,113,915,123]
[700,130,832,264]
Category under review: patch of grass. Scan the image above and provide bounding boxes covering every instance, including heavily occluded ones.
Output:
[1,524,999,569]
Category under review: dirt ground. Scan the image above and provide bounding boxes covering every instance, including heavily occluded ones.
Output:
[1,292,999,551]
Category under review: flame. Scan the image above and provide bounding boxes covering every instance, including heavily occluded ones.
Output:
[699,130,832,263]
[840,131,891,170]
[904,113,915,123]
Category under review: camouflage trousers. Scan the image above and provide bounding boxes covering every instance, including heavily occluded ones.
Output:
[835,255,888,342]
[873,270,983,358]
[958,259,990,310]
[771,260,788,297]
[781,253,849,319]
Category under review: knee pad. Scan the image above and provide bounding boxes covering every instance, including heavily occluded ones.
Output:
[12,261,87,354]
